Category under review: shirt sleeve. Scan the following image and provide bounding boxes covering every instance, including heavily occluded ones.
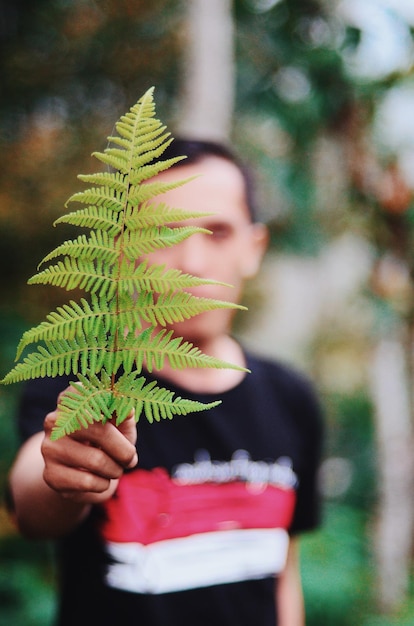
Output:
[288,373,324,535]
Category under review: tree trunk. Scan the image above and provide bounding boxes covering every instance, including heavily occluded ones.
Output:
[369,334,414,612]
[176,0,235,142]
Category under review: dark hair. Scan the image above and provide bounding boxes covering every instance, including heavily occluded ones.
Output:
[161,138,258,223]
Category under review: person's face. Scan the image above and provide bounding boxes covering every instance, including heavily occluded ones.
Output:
[143,156,268,344]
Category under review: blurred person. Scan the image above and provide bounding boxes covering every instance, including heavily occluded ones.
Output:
[6,139,324,626]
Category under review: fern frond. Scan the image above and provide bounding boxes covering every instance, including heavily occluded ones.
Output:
[134,290,246,327]
[114,371,220,424]
[115,110,165,144]
[51,373,114,439]
[124,202,211,230]
[121,133,173,168]
[90,87,171,178]
[121,225,210,259]
[40,231,119,265]
[15,295,117,358]
[76,171,127,193]
[67,188,126,212]
[2,335,111,383]
[117,89,156,135]
[125,177,194,206]
[54,206,122,236]
[130,130,171,154]
[1,87,250,438]
[115,118,165,145]
[29,257,119,297]
[15,289,244,362]
[130,327,249,373]
[129,158,189,186]
[130,261,232,294]
[30,257,229,299]
[103,136,136,151]
[92,150,131,174]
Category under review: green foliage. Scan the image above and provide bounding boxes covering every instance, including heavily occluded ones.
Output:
[1,87,246,438]
[302,503,373,626]
[0,314,28,482]
[0,537,56,626]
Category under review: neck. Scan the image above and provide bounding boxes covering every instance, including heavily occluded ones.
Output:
[153,334,247,394]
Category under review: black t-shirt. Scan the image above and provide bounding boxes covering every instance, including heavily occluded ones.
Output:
[17,352,323,626]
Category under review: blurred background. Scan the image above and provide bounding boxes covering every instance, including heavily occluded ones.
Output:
[1,0,414,624]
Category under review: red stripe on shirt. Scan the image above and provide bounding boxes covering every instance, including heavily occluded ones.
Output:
[100,467,296,545]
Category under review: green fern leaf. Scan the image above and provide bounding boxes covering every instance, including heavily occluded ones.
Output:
[130,261,232,293]
[129,159,188,186]
[3,335,108,383]
[121,225,211,258]
[15,296,115,357]
[51,373,114,439]
[55,206,122,236]
[1,87,249,439]
[76,171,127,192]
[114,371,220,424]
[29,257,119,297]
[127,178,196,205]
[135,291,246,327]
[92,151,131,174]
[67,188,126,212]
[40,231,119,265]
[124,202,211,230]
[114,121,167,148]
[130,327,248,373]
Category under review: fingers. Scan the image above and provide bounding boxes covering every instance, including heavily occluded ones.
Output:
[68,418,138,469]
[42,428,126,478]
[116,412,138,468]
[41,395,138,502]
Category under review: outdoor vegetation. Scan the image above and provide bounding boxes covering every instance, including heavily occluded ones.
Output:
[1,1,414,624]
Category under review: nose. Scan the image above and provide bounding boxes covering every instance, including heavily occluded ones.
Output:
[174,233,211,278]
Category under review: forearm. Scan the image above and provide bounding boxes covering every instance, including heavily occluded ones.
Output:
[277,538,305,626]
[8,403,137,539]
[8,433,92,539]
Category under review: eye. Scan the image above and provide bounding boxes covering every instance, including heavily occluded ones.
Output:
[207,222,233,241]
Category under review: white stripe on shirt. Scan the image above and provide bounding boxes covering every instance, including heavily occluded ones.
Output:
[105,527,289,594]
